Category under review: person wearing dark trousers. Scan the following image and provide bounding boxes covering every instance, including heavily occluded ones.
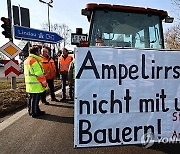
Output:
[41,46,59,104]
[68,59,75,100]
[27,93,41,116]
[24,45,47,118]
[41,78,57,103]
[58,48,73,101]
[61,72,68,100]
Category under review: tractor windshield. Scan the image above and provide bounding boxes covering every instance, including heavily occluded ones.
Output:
[89,10,164,49]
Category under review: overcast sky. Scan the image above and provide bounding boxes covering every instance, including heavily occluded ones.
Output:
[0,0,177,49]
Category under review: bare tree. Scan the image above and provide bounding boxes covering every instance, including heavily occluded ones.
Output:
[171,0,180,22]
[42,22,71,50]
[164,1,180,49]
[172,0,180,8]
[164,24,180,49]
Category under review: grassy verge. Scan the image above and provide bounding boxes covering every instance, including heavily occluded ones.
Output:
[0,78,61,117]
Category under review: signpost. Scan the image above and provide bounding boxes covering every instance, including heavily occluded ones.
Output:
[4,60,20,77]
[0,41,21,59]
[0,41,21,89]
[71,33,88,45]
[7,0,16,89]
[14,25,63,43]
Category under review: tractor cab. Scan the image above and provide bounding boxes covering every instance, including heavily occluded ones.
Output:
[81,3,173,49]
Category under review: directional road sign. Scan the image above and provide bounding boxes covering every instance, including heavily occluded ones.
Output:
[4,60,20,77]
[0,41,22,59]
[14,25,63,44]
[71,33,88,45]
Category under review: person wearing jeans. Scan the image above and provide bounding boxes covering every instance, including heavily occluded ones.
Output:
[24,45,47,118]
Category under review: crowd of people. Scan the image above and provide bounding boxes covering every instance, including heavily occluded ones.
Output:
[24,45,75,118]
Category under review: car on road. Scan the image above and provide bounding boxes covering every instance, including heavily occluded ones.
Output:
[0,63,4,67]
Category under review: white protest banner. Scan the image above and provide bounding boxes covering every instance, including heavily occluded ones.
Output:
[74,47,180,148]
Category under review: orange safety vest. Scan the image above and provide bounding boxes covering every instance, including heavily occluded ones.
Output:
[97,42,104,46]
[59,55,73,72]
[42,56,56,79]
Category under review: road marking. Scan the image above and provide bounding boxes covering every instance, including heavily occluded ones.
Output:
[0,108,27,132]
[0,89,61,132]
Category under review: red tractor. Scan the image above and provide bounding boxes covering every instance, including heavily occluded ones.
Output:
[72,3,173,49]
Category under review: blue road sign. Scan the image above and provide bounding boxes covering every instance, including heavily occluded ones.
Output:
[14,25,63,44]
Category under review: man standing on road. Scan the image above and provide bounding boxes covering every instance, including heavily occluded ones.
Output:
[68,57,75,100]
[24,45,47,118]
[58,48,73,101]
[41,46,59,104]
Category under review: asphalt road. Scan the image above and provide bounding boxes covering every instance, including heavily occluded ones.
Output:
[0,91,179,154]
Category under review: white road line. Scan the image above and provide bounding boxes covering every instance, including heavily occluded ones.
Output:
[0,108,27,132]
[0,89,61,132]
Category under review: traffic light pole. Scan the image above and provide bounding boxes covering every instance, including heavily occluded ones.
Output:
[7,0,13,42]
[7,0,16,89]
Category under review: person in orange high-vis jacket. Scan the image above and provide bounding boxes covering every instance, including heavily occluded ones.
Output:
[24,45,47,118]
[41,46,59,104]
[95,36,105,46]
[58,48,73,101]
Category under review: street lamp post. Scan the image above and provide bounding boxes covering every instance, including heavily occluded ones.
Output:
[47,4,50,32]
[39,0,53,55]
[39,0,53,32]
[64,29,70,48]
